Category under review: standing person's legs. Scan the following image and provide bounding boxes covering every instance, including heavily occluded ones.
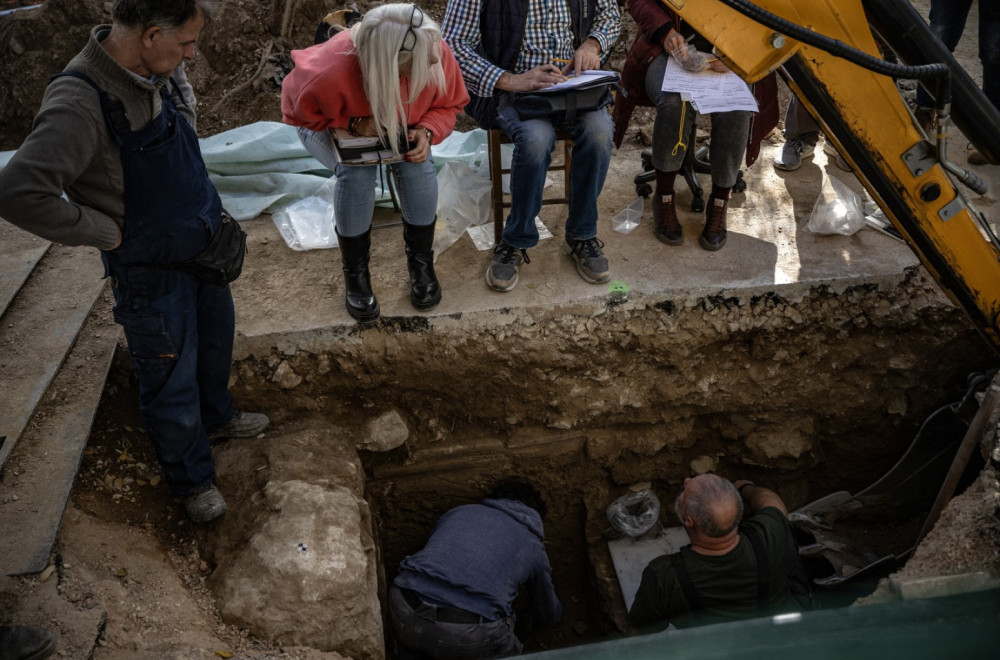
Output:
[774,96,820,170]
[109,267,219,514]
[916,0,975,108]
[978,0,1000,110]
[195,281,235,435]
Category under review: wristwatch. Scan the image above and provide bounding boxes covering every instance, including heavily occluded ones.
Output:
[348,116,362,135]
[419,125,433,143]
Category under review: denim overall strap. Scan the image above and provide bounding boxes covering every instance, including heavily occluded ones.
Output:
[49,70,234,497]
[53,70,222,266]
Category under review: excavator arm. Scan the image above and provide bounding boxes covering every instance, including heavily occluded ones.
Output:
[662,0,1000,355]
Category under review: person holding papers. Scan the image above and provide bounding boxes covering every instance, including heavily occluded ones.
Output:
[442,0,621,292]
[282,4,468,322]
[613,0,761,251]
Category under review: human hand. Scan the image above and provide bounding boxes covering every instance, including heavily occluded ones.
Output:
[405,127,432,163]
[663,28,686,54]
[562,37,602,76]
[707,56,730,73]
[498,65,567,92]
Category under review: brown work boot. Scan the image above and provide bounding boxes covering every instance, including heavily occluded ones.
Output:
[700,196,728,251]
[652,193,683,246]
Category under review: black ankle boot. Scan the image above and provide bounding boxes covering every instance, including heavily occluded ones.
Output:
[336,229,380,322]
[402,220,442,311]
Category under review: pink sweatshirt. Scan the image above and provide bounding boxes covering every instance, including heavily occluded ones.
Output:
[281,29,470,144]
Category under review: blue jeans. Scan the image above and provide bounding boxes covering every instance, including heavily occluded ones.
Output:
[297,127,438,237]
[494,93,614,249]
[916,0,1000,109]
[109,265,235,497]
[387,586,522,660]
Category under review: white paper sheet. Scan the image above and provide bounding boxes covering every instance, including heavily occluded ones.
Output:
[536,70,620,93]
[661,57,759,114]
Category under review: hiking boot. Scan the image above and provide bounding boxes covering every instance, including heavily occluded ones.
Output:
[564,237,611,283]
[209,410,270,441]
[653,193,683,246]
[968,148,987,165]
[773,138,815,171]
[183,484,227,523]
[823,140,850,171]
[486,242,529,292]
[0,626,55,660]
[700,196,728,251]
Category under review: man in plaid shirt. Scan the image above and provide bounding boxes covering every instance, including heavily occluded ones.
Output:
[442,0,621,292]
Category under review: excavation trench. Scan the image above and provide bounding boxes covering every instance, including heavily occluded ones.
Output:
[104,267,995,657]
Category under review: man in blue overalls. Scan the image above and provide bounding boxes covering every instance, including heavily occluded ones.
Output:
[0,0,268,524]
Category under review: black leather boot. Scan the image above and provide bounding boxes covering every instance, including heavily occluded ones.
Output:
[402,220,442,311]
[336,229,380,322]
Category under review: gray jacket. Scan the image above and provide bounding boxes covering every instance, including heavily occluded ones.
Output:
[0,25,197,250]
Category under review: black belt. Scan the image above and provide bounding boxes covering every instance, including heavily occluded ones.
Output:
[399,587,487,624]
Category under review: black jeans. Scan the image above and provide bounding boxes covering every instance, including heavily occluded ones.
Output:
[387,586,522,660]
[916,0,1000,109]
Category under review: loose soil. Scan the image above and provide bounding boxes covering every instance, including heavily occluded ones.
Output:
[1,1,999,659]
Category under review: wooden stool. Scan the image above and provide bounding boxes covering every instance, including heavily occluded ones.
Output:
[488,128,573,246]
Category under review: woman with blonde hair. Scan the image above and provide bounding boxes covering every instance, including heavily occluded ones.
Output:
[282,4,469,322]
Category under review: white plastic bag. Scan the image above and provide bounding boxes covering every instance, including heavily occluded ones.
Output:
[433,145,493,258]
[807,173,865,236]
[271,177,338,251]
[606,490,661,538]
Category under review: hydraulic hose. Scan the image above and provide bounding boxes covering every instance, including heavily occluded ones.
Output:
[716,0,951,104]
[718,0,990,194]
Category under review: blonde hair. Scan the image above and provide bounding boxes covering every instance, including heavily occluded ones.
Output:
[352,3,446,154]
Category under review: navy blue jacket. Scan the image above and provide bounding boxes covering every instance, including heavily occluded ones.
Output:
[394,498,563,624]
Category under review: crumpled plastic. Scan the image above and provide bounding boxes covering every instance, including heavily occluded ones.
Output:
[807,173,866,236]
[606,490,661,537]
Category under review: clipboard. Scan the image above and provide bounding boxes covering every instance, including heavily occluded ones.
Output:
[330,128,416,166]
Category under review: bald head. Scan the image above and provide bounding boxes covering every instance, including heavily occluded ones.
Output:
[675,474,743,538]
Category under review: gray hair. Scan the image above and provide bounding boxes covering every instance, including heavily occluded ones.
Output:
[112,0,216,30]
[675,475,743,538]
[352,3,446,154]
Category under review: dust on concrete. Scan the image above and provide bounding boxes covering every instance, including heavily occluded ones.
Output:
[1,0,999,658]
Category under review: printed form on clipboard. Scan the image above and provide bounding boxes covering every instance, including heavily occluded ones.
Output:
[660,57,758,114]
[535,69,621,93]
[329,128,413,166]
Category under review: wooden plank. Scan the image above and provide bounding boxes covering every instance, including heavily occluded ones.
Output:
[0,222,50,317]
[0,245,106,469]
[0,306,119,576]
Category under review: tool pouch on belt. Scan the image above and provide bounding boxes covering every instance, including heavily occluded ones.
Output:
[160,212,248,286]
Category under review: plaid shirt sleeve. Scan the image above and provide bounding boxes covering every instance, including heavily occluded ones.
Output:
[441,0,507,98]
[590,0,622,57]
